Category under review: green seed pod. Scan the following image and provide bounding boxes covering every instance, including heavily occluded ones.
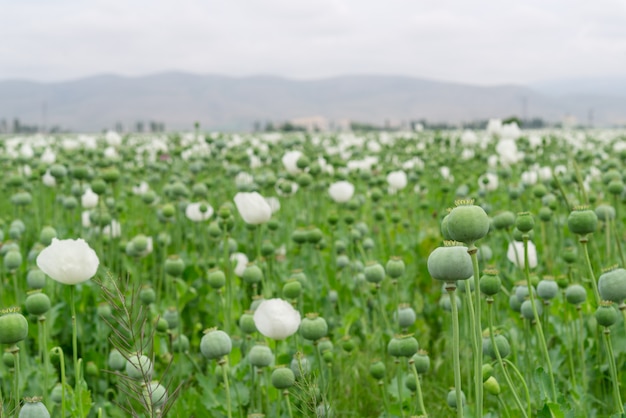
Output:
[318,338,333,354]
[482,363,494,382]
[291,354,310,378]
[4,250,23,271]
[412,350,430,374]
[27,269,46,289]
[538,207,552,222]
[39,226,57,246]
[385,257,405,279]
[172,334,190,352]
[282,279,302,299]
[133,235,149,252]
[515,284,536,302]
[595,205,616,222]
[336,255,350,269]
[515,212,535,233]
[482,334,511,359]
[441,214,452,240]
[387,335,419,357]
[108,349,126,371]
[477,245,493,262]
[532,184,547,198]
[261,240,275,257]
[139,286,156,305]
[396,305,417,329]
[271,367,296,389]
[267,219,280,231]
[248,344,273,367]
[3,351,14,368]
[207,222,222,238]
[562,247,577,264]
[125,354,153,380]
[161,203,176,218]
[86,361,99,377]
[369,361,386,380]
[567,208,598,236]
[565,284,587,305]
[207,268,226,289]
[143,381,168,409]
[537,278,559,300]
[91,179,107,195]
[19,398,51,418]
[595,302,619,327]
[521,299,541,320]
[484,376,501,396]
[200,329,232,360]
[608,180,625,195]
[242,263,263,285]
[439,293,462,312]
[480,269,501,296]
[598,267,626,303]
[156,318,169,333]
[364,262,385,284]
[446,202,490,244]
[509,294,522,312]
[164,255,185,277]
[0,311,29,345]
[239,312,257,334]
[447,389,466,409]
[427,244,473,282]
[300,314,328,341]
[51,384,63,404]
[456,276,474,292]
[341,336,356,353]
[493,211,515,230]
[25,292,51,316]
[306,227,323,244]
[405,373,417,391]
[163,308,179,330]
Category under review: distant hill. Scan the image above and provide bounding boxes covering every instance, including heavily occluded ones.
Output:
[1,72,625,132]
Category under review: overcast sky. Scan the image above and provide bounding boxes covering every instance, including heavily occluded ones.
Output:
[2,0,625,85]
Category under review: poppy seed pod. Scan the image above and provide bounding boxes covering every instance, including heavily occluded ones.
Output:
[143,381,168,409]
[412,350,430,374]
[537,278,559,300]
[482,334,511,359]
[515,212,535,233]
[19,397,51,418]
[200,329,232,360]
[492,211,515,230]
[271,367,296,389]
[164,256,185,277]
[364,262,385,284]
[25,292,51,316]
[125,354,153,380]
[567,207,598,236]
[447,389,466,409]
[369,361,386,380]
[595,302,619,327]
[388,334,419,357]
[446,201,490,244]
[0,310,28,345]
[108,349,126,371]
[248,344,274,367]
[427,243,473,282]
[300,314,328,341]
[480,269,501,296]
[385,257,405,279]
[598,267,626,303]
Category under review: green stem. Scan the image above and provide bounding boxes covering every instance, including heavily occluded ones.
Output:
[468,245,483,418]
[53,347,67,418]
[396,359,404,418]
[577,307,587,394]
[502,359,532,418]
[284,391,294,418]
[410,361,427,416]
[447,284,464,418]
[602,328,624,415]
[580,238,601,306]
[523,236,557,402]
[379,381,391,417]
[11,345,20,415]
[221,359,233,418]
[40,317,50,407]
[487,300,528,418]
[70,286,84,417]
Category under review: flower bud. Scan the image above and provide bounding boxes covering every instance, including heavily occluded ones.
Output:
[484,376,501,396]
[200,329,232,360]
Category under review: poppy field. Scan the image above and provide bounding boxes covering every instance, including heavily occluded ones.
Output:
[1,122,626,417]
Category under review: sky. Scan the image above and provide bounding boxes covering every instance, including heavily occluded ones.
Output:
[1,0,626,86]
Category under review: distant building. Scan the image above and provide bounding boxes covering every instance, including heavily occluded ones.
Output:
[289,116,328,132]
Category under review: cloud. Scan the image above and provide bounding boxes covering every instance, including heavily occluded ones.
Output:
[0,0,625,84]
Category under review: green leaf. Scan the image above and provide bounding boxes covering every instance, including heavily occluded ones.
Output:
[534,367,551,403]
[537,402,565,418]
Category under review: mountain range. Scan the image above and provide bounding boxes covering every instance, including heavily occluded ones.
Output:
[1,72,625,132]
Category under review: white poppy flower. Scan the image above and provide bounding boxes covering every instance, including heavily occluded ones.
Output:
[253,298,301,340]
[387,170,407,190]
[328,181,355,203]
[36,238,100,285]
[282,150,302,175]
[507,241,538,269]
[234,192,272,225]
[81,188,99,209]
[185,202,214,222]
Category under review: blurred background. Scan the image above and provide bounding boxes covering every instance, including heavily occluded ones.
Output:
[1,0,625,132]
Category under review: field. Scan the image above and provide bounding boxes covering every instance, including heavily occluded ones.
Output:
[1,124,626,417]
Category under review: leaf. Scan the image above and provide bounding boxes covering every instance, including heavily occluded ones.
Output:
[537,400,569,418]
[534,367,552,403]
